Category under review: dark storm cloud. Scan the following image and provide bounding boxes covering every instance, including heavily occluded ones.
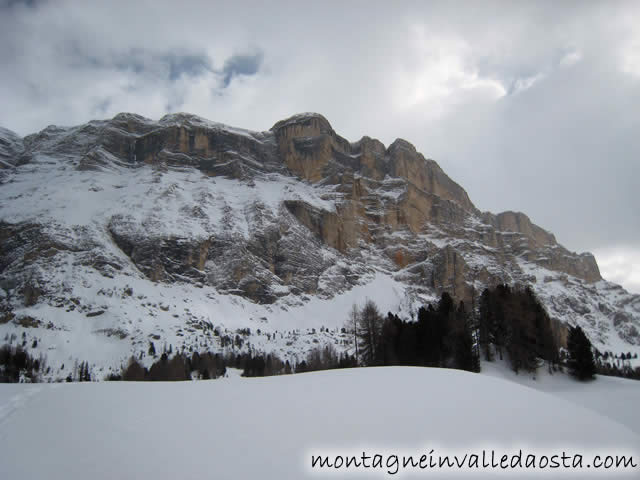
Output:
[114,50,212,81]
[0,0,638,291]
[164,53,212,81]
[220,52,264,87]
[0,0,42,8]
[61,45,213,82]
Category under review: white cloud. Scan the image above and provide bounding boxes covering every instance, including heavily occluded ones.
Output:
[559,49,582,67]
[594,247,640,294]
[621,43,640,77]
[392,26,505,114]
[510,72,545,94]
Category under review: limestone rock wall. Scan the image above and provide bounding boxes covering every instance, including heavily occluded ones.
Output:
[1,111,604,308]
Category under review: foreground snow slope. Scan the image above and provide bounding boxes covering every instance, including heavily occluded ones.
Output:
[1,367,638,479]
[481,359,640,434]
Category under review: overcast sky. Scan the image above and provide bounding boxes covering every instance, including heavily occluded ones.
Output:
[1,0,638,293]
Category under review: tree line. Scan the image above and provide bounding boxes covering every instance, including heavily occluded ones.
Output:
[594,348,640,380]
[114,344,357,381]
[345,285,605,381]
[349,294,479,373]
[113,350,228,381]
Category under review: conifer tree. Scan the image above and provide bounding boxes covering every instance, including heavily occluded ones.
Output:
[478,289,494,361]
[567,325,596,381]
[347,304,360,365]
[122,356,146,381]
[357,299,383,366]
[453,302,480,372]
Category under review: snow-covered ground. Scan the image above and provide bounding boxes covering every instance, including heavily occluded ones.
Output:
[1,365,638,479]
[482,359,640,434]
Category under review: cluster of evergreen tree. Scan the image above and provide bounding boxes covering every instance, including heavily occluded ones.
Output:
[595,349,638,363]
[566,325,596,380]
[379,296,479,372]
[74,361,92,382]
[595,362,640,380]
[594,348,640,380]
[119,351,227,381]
[116,349,296,381]
[349,295,480,373]
[295,343,357,373]
[0,343,43,383]
[237,352,288,377]
[477,285,559,373]
[344,285,601,380]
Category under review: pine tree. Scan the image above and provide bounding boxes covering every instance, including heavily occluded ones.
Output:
[348,303,360,365]
[356,299,383,366]
[376,313,400,366]
[478,289,494,361]
[453,302,480,372]
[296,360,308,373]
[122,356,146,381]
[567,325,596,381]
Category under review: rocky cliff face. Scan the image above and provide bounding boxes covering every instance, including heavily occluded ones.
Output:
[0,112,638,380]
[0,127,24,169]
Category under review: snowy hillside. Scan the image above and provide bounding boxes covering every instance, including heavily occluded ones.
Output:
[0,367,638,479]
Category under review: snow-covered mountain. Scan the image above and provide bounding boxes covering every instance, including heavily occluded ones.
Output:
[0,112,638,380]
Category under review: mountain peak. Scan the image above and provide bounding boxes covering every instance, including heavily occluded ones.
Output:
[387,138,417,154]
[271,112,333,134]
[111,112,152,123]
[158,111,213,126]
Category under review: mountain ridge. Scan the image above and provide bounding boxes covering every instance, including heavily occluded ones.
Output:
[0,111,597,265]
[0,111,637,380]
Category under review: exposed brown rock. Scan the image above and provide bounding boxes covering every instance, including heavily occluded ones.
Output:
[485,211,556,247]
